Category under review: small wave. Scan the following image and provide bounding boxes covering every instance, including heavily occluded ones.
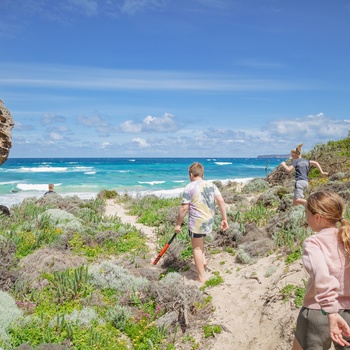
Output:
[18,167,68,173]
[128,159,136,162]
[0,181,19,185]
[138,181,165,186]
[84,172,96,175]
[172,180,185,183]
[214,162,232,165]
[17,183,61,191]
[74,166,94,170]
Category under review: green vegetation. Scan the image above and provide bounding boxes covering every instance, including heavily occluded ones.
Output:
[202,324,222,338]
[1,134,350,349]
[280,283,306,308]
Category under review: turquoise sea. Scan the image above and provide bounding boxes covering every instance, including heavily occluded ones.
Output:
[0,157,285,208]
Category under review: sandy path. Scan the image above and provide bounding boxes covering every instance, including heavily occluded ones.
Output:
[104,199,308,350]
[104,199,157,257]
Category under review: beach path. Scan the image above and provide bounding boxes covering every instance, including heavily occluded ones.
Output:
[103,199,309,350]
[104,199,157,258]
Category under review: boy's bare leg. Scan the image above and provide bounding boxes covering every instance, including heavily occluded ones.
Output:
[191,237,205,283]
[291,336,302,350]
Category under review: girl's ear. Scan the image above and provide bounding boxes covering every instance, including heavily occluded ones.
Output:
[315,213,325,224]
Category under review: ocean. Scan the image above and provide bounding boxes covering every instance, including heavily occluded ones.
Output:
[0,157,285,208]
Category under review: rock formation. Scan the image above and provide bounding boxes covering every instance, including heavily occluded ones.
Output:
[0,99,14,165]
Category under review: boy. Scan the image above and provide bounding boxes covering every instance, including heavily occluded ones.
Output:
[175,162,228,283]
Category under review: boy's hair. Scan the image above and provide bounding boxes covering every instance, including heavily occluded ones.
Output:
[48,184,54,191]
[291,143,303,156]
[306,191,350,253]
[189,162,204,178]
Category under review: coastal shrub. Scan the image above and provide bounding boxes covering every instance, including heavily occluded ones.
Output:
[106,304,131,331]
[242,178,269,194]
[88,261,149,293]
[49,265,93,304]
[39,209,83,231]
[0,291,22,347]
[147,274,206,337]
[127,195,181,226]
[9,312,130,350]
[243,202,274,227]
[18,248,87,289]
[57,307,101,328]
[257,186,286,207]
[0,235,17,268]
[236,246,255,264]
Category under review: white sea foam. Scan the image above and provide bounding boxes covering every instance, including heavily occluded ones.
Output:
[18,167,68,173]
[172,180,185,183]
[17,183,62,191]
[137,181,165,185]
[84,172,96,175]
[128,159,136,162]
[0,181,19,185]
[214,162,232,165]
[74,166,94,171]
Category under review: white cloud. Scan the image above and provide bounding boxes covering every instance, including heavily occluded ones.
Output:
[67,0,98,16]
[42,113,66,125]
[263,113,350,142]
[0,63,318,92]
[49,132,63,141]
[78,115,108,127]
[132,137,150,147]
[98,142,111,149]
[120,120,142,133]
[121,0,168,15]
[120,113,179,133]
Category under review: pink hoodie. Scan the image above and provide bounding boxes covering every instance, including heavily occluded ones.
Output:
[302,227,350,314]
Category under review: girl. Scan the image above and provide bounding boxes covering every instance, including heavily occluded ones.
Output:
[292,191,350,349]
[281,144,328,206]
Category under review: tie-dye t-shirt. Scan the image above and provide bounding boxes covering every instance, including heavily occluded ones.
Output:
[181,179,221,235]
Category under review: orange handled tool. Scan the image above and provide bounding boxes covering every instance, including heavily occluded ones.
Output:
[152,233,177,265]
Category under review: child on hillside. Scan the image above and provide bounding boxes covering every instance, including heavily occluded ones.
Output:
[174,162,228,284]
[292,191,350,350]
[280,143,328,206]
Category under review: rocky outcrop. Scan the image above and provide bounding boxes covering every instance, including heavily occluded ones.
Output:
[0,99,14,165]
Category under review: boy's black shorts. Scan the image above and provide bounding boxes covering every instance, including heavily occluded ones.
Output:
[188,230,206,238]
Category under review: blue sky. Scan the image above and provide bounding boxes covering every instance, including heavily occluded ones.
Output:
[1,0,350,158]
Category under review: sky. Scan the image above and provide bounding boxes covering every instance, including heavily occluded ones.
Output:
[1,0,350,158]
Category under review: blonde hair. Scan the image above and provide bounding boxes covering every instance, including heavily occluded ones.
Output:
[189,162,204,178]
[306,191,350,254]
[291,143,303,156]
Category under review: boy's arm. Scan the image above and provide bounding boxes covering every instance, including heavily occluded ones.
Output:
[215,195,228,231]
[175,204,189,233]
[280,161,294,174]
[310,160,328,176]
